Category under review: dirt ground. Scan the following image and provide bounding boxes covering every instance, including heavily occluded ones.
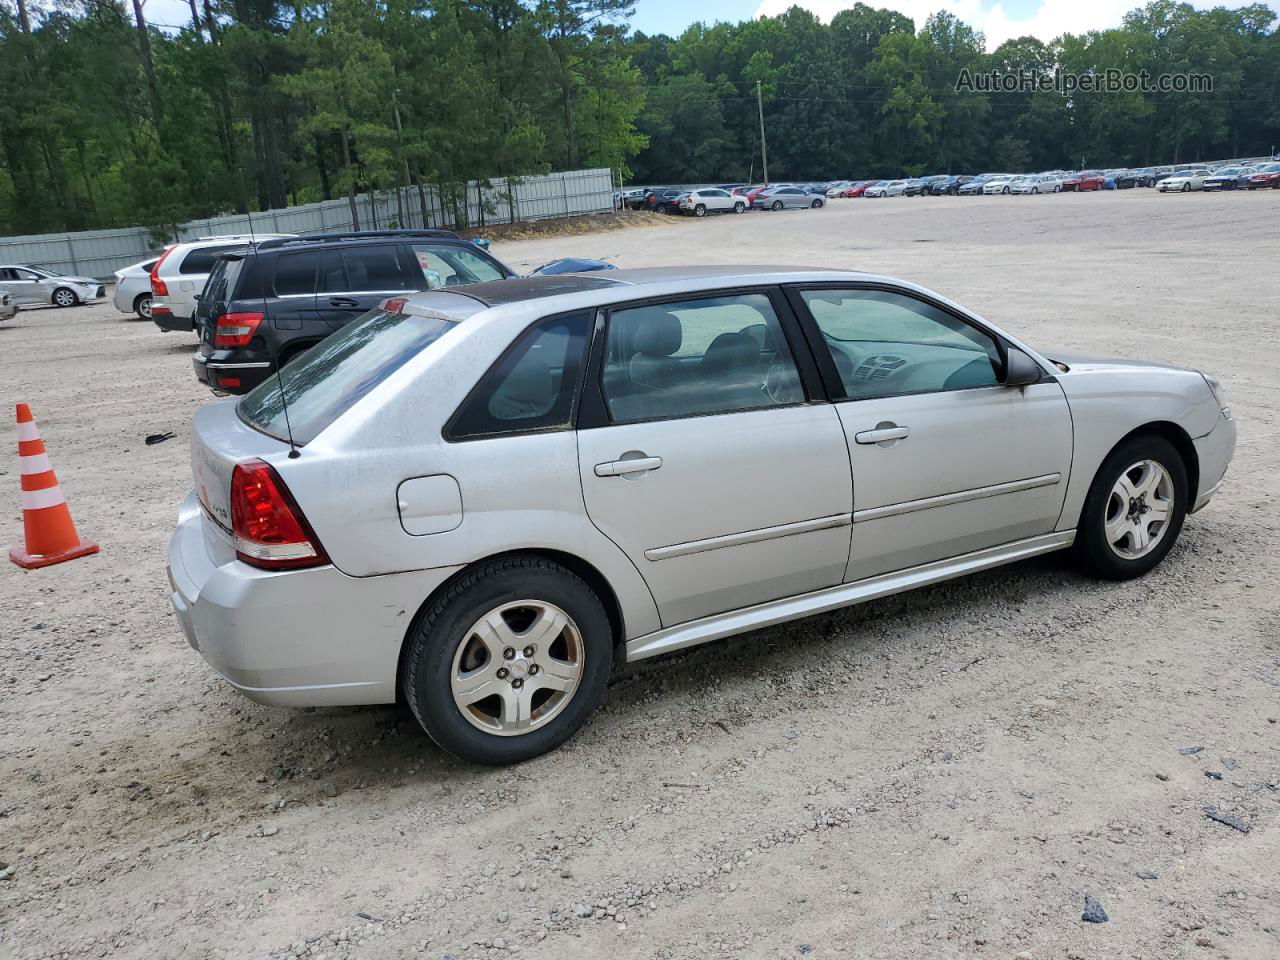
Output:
[2,190,1278,960]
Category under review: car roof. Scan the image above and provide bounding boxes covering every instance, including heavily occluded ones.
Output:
[401,265,861,316]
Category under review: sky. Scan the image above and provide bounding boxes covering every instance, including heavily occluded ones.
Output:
[143,0,1277,50]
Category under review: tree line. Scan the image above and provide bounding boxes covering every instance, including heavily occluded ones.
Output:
[1,0,1277,236]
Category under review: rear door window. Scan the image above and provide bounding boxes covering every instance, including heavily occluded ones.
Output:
[341,246,408,292]
[273,252,319,296]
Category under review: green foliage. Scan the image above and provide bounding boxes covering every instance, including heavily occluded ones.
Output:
[0,0,1277,235]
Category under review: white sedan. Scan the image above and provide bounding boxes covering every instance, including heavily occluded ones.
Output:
[1158,170,1211,192]
[982,176,1019,194]
[865,180,907,198]
[1010,175,1062,194]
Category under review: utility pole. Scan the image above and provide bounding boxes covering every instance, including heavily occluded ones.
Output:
[756,80,769,187]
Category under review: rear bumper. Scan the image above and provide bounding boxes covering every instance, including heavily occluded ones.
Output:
[153,306,193,332]
[167,490,463,707]
[1191,414,1237,513]
[193,346,273,394]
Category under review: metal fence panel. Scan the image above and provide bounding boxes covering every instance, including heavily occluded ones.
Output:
[1,168,616,279]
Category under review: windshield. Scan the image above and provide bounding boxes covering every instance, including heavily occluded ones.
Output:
[238,307,456,445]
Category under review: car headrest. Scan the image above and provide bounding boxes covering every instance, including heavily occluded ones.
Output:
[631,310,682,357]
[702,332,758,376]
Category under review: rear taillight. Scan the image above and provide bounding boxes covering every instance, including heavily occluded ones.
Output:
[214,311,265,347]
[382,296,408,313]
[150,245,174,297]
[230,459,328,570]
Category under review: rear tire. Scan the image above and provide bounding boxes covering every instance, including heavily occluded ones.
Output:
[133,293,153,320]
[694,203,706,217]
[1075,434,1188,581]
[403,556,613,765]
[771,200,783,211]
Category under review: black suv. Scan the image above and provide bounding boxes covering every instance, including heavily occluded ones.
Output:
[192,230,513,394]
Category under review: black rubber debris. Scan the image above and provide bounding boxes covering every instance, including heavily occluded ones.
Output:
[145,432,176,445]
[1204,806,1249,833]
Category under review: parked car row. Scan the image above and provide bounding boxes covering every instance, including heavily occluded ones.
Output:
[624,183,829,215]
[617,155,1279,210]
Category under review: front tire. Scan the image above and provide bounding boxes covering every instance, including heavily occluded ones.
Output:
[810,198,823,208]
[733,201,745,214]
[403,556,613,765]
[52,287,79,307]
[1076,434,1188,581]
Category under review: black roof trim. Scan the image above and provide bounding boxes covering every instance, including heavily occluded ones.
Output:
[254,229,461,250]
[444,274,625,306]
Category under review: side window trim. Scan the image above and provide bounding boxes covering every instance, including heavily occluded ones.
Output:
[576,285,827,431]
[783,282,1011,402]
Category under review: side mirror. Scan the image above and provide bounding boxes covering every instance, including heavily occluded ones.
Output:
[1003,347,1042,387]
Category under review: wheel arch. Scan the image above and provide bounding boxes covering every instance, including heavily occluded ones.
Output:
[394,548,626,702]
[1078,421,1200,526]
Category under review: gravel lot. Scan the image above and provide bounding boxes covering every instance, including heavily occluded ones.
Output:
[2,190,1278,960]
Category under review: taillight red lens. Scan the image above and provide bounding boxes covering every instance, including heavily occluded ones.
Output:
[150,245,174,297]
[230,459,328,570]
[214,311,265,348]
[382,296,408,313]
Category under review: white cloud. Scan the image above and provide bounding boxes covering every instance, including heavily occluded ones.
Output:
[752,0,1277,50]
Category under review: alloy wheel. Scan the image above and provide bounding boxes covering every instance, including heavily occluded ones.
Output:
[53,289,76,307]
[1104,460,1175,560]
[450,600,585,736]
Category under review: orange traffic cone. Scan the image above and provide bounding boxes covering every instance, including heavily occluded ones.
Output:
[9,403,99,569]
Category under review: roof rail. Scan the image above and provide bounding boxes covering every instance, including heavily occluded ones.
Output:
[253,228,462,251]
[193,233,294,242]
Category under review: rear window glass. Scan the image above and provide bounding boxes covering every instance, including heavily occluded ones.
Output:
[202,257,242,307]
[181,245,246,274]
[238,308,455,445]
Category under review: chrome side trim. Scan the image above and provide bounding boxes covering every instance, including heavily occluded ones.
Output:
[644,513,852,562]
[206,361,272,370]
[853,473,1062,523]
[625,530,1076,661]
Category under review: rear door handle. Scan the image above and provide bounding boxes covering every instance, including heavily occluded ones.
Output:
[595,456,663,477]
[329,297,359,308]
[854,425,910,444]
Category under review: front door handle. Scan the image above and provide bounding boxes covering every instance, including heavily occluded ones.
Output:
[595,456,663,477]
[854,425,910,445]
[329,297,359,308]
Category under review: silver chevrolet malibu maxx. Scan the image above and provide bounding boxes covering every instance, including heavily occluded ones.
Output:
[168,267,1236,764]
